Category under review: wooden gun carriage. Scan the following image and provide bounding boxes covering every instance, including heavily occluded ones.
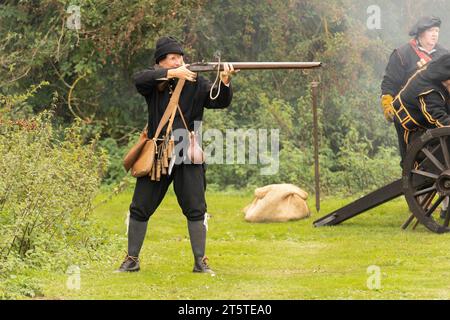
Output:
[314,127,450,234]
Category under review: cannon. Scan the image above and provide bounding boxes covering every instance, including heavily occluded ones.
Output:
[314,127,450,234]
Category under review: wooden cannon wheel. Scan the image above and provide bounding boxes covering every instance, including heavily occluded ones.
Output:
[403,127,450,233]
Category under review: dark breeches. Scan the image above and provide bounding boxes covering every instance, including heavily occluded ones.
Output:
[129,164,207,222]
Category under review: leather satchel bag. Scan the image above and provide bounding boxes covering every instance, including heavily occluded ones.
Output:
[131,138,158,177]
[123,79,186,178]
[123,126,148,173]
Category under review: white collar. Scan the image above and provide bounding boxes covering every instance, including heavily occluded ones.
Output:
[417,40,437,55]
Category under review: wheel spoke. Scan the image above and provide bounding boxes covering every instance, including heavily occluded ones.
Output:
[440,136,450,169]
[419,144,440,167]
[425,195,445,217]
[405,191,437,230]
[411,175,434,189]
[422,191,437,210]
[413,185,437,197]
[418,190,437,209]
[411,169,439,180]
[422,147,445,171]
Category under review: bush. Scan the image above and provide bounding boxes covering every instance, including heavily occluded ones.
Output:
[98,137,127,185]
[0,111,109,298]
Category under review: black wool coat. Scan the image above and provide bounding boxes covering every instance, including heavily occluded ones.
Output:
[133,67,233,139]
[381,42,448,97]
[393,69,450,129]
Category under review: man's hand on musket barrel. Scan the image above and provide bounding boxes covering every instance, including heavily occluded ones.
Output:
[220,63,239,85]
[167,64,197,82]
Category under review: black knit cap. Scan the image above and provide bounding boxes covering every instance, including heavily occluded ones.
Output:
[423,53,450,82]
[154,36,184,64]
[409,16,441,36]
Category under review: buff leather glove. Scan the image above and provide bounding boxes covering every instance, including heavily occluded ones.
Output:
[381,94,395,122]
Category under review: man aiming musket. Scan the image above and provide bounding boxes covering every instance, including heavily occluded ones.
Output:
[118,36,321,274]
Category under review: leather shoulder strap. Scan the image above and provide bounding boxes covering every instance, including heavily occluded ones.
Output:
[153,79,186,140]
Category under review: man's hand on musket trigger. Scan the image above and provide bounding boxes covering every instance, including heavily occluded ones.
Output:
[220,63,239,85]
[168,64,197,82]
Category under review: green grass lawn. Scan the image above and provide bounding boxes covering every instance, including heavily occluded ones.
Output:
[36,188,450,300]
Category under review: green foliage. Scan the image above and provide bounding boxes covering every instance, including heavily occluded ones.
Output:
[0,0,449,300]
[0,274,43,300]
[98,137,126,184]
[0,110,110,299]
[0,0,444,191]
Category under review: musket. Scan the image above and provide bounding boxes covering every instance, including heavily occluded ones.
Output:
[187,62,322,72]
[186,60,322,212]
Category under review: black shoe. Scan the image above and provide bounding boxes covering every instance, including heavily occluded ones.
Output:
[115,255,140,273]
[193,256,215,275]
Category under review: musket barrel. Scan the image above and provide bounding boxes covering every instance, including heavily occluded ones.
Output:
[188,62,322,72]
